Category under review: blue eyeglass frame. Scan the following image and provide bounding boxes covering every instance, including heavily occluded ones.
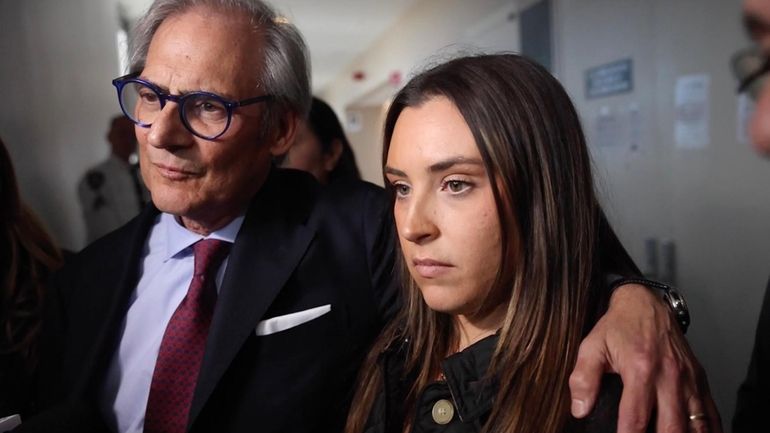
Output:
[111,72,274,140]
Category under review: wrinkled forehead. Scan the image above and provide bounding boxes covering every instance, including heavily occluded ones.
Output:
[144,6,265,96]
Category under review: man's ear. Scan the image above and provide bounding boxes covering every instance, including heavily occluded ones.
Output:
[269,112,299,156]
[322,139,344,172]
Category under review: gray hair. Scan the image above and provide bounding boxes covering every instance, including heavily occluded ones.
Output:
[129,0,311,127]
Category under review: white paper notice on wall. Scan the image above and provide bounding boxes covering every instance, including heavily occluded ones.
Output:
[674,74,711,149]
[595,105,620,148]
[737,93,755,145]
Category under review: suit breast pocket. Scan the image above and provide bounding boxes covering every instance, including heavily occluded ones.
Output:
[250,302,348,363]
[254,304,332,336]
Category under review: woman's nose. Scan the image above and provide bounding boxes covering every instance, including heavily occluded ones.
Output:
[399,196,439,244]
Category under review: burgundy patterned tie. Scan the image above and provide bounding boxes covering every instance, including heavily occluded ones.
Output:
[144,239,231,433]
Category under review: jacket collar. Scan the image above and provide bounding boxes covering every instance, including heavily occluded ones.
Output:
[378,333,499,426]
[188,167,318,426]
[379,337,414,433]
[78,168,319,428]
[78,202,161,397]
[441,334,498,422]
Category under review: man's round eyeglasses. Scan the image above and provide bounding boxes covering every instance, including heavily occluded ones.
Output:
[732,47,770,100]
[111,73,273,140]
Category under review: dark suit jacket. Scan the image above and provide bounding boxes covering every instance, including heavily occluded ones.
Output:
[28,169,398,433]
[733,276,770,433]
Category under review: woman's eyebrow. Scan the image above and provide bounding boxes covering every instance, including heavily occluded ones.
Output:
[428,157,484,173]
[384,157,484,177]
[383,166,406,177]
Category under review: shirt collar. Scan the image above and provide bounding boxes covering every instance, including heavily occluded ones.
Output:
[161,212,245,261]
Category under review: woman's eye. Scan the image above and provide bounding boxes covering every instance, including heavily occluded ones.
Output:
[393,183,411,197]
[443,180,471,194]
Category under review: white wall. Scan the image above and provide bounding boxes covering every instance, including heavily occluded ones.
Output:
[321,0,521,109]
[553,0,770,424]
[345,104,389,186]
[320,0,524,184]
[0,0,123,251]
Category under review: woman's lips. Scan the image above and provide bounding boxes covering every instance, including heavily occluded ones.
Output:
[412,258,453,278]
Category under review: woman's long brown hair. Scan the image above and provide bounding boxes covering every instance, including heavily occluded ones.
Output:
[345,54,638,433]
[0,136,62,369]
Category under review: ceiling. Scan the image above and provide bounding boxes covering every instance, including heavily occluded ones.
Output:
[117,0,420,91]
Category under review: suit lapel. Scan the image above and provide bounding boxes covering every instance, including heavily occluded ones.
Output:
[189,170,317,424]
[72,204,160,396]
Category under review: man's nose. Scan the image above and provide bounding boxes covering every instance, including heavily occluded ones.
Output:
[146,103,194,149]
[400,195,439,244]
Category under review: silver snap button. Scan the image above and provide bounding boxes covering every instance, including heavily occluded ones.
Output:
[431,398,454,425]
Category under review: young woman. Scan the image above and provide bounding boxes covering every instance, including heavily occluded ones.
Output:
[345,54,645,433]
[0,136,63,417]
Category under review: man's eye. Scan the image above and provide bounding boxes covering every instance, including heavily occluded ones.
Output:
[199,101,223,113]
[189,98,227,120]
[138,90,159,104]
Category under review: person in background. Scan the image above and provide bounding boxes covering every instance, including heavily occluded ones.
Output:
[279,96,361,184]
[0,136,63,418]
[345,54,719,433]
[78,115,148,243]
[731,1,770,430]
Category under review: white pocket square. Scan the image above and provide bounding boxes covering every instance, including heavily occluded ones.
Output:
[255,304,332,336]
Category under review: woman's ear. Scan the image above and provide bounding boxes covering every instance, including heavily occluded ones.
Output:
[323,139,344,172]
[269,113,299,156]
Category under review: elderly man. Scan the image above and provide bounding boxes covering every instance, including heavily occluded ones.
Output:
[733,1,770,430]
[22,1,718,433]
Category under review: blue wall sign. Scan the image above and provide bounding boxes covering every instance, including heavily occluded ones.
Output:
[586,58,633,99]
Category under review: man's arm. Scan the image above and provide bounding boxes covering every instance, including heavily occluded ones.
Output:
[570,283,722,433]
[572,211,722,433]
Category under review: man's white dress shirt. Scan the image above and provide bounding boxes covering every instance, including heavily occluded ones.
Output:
[99,212,244,433]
